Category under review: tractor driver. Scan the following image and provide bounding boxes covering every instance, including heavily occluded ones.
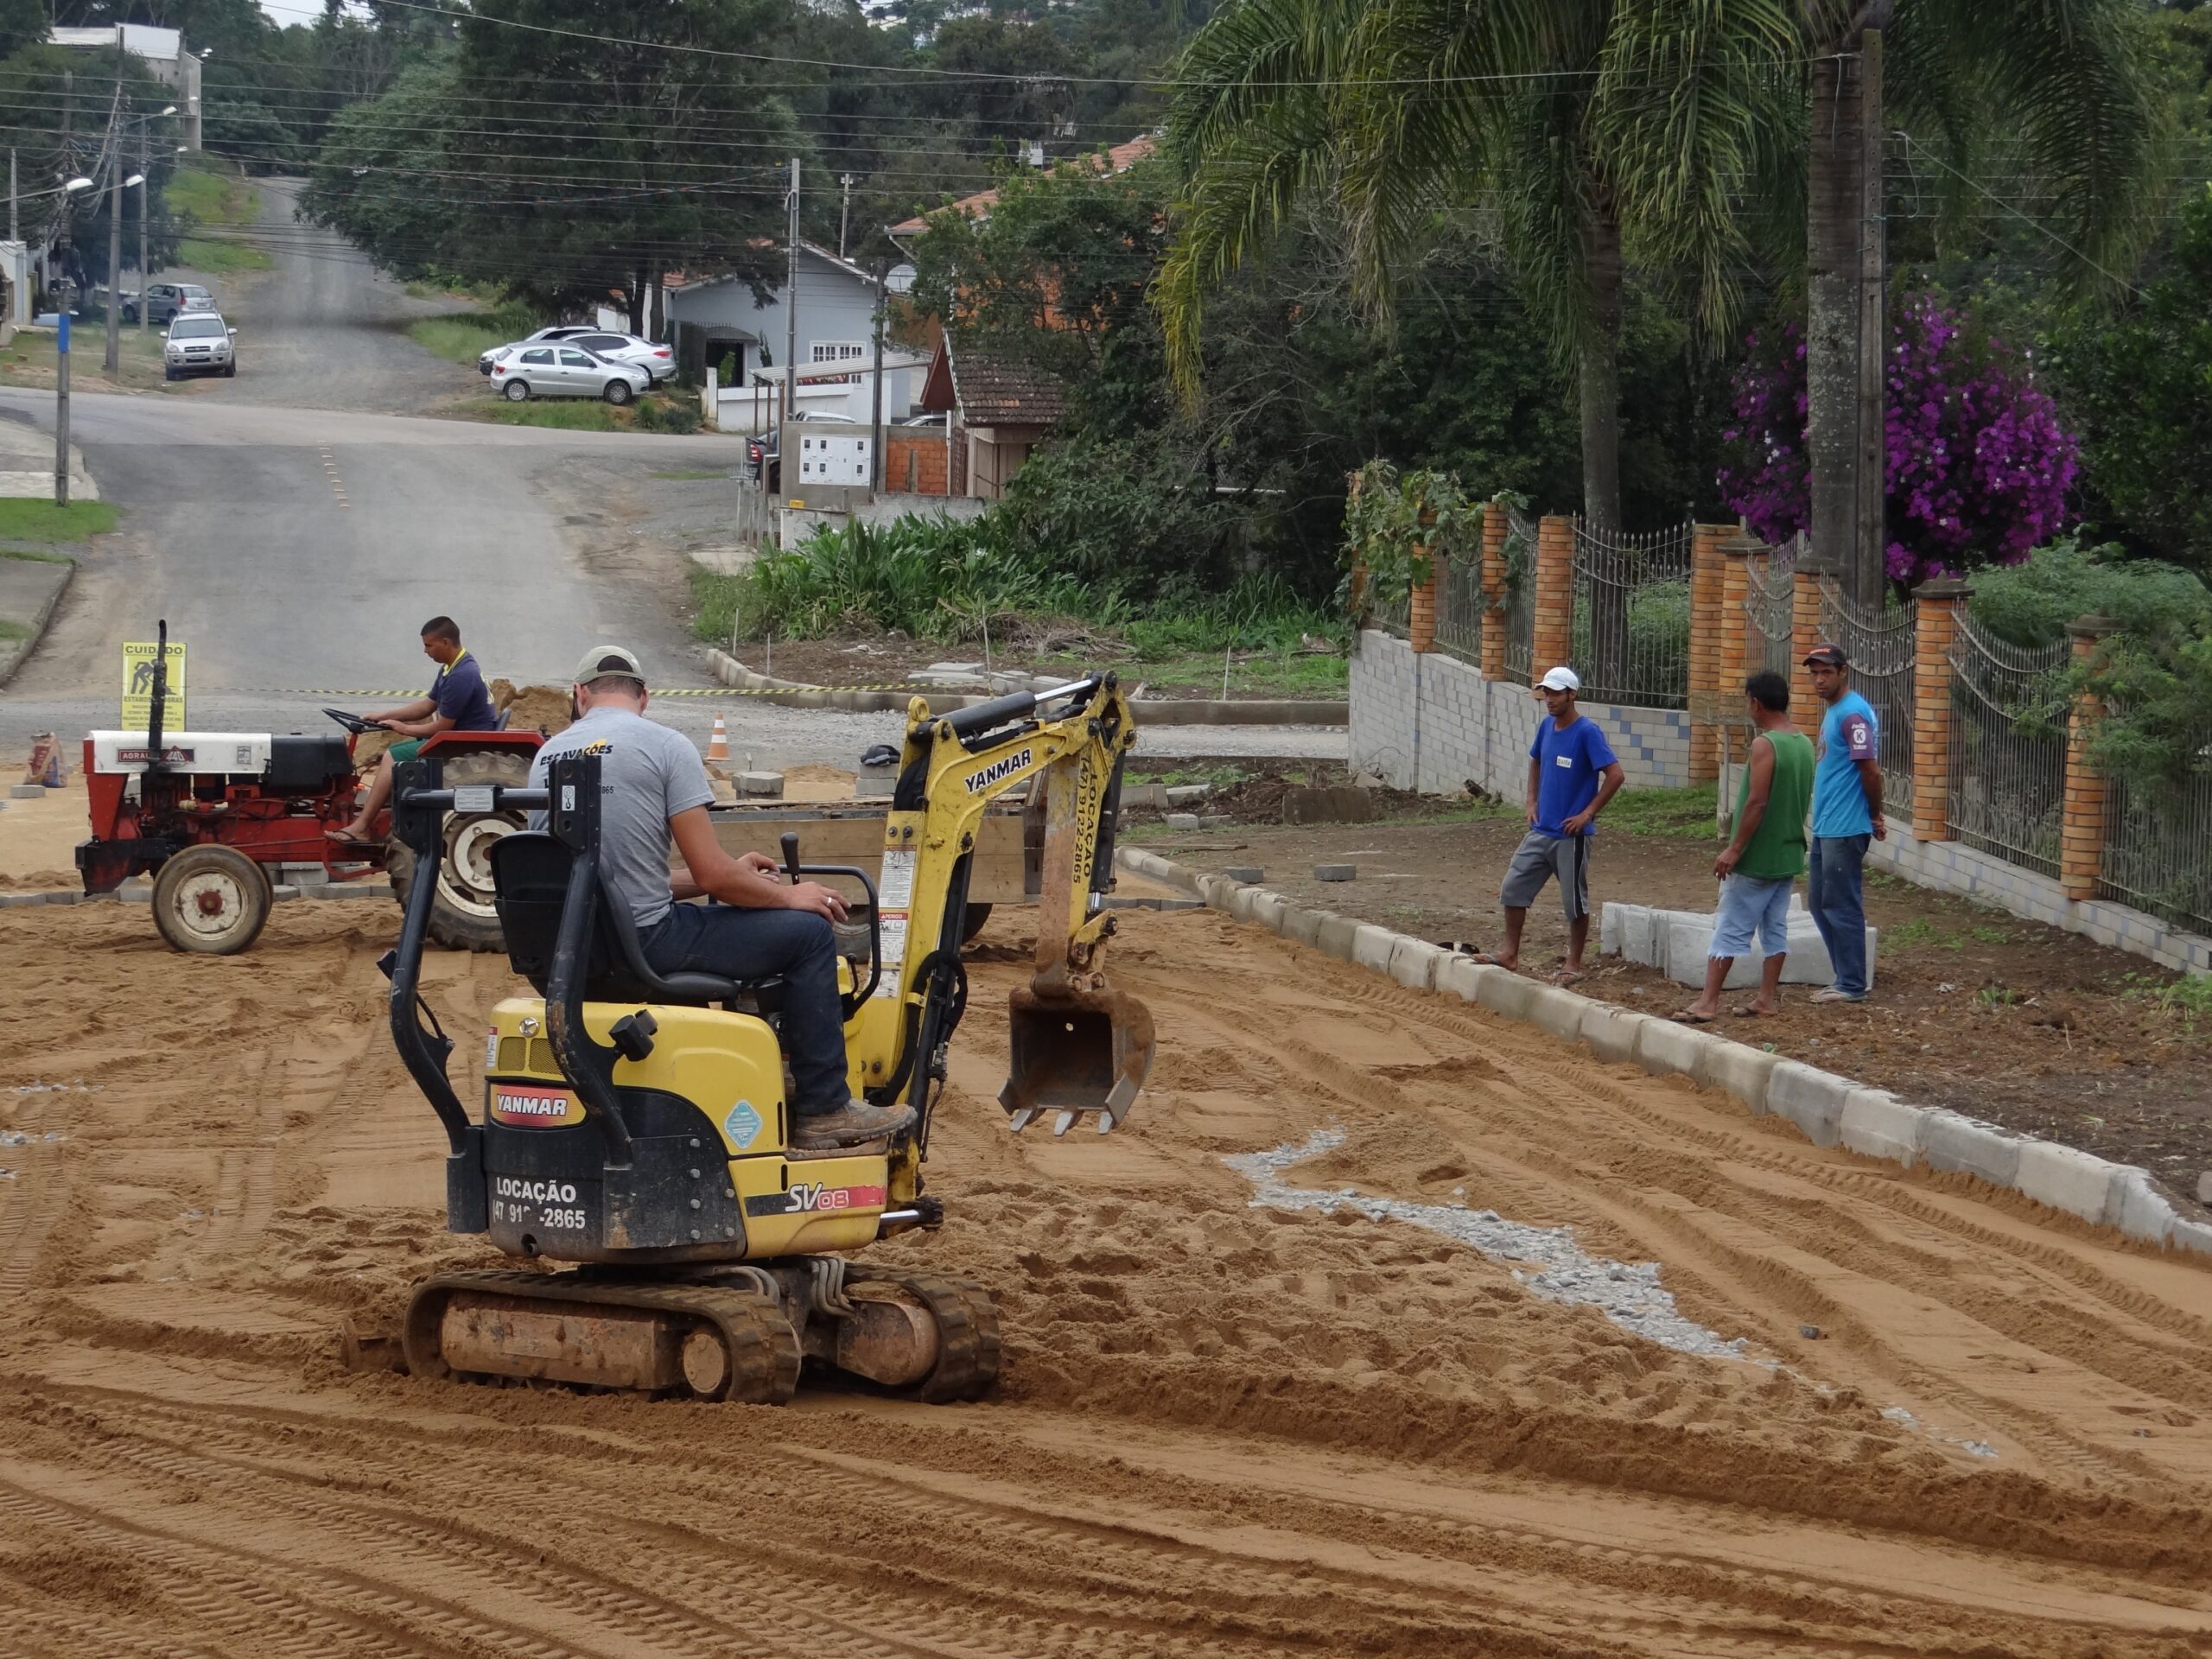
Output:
[328,615,499,849]
[530,645,916,1152]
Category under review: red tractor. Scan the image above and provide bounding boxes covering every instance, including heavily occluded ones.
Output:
[78,632,541,956]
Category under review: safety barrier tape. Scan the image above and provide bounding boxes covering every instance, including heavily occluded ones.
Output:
[226,684,943,699]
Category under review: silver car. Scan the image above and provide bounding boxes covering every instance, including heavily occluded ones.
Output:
[490,344,646,404]
[164,312,237,379]
[563,331,677,385]
[130,282,216,326]
[476,324,594,376]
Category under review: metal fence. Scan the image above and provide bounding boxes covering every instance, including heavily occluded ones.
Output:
[1947,617,2069,879]
[1568,518,1692,708]
[1744,532,1802,682]
[1434,553,1484,666]
[2097,750,2212,938]
[1819,583,1916,821]
[1365,582,1411,639]
[1502,505,1535,685]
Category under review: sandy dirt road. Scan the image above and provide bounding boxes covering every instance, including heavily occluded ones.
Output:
[2,899,2209,1656]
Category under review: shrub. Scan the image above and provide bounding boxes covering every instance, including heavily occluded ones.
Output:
[995,435,1243,597]
[1970,536,2212,648]
[634,396,702,435]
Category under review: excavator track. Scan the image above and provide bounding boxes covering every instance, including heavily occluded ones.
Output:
[846,1268,1001,1402]
[402,1269,802,1403]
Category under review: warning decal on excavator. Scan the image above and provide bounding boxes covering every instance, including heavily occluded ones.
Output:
[873,848,915,999]
[488,1084,583,1128]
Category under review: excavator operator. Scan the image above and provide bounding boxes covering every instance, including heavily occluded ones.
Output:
[527,645,916,1151]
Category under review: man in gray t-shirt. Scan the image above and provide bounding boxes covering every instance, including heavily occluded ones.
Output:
[526,647,914,1149]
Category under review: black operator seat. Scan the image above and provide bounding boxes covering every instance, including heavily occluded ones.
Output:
[488,833,785,1014]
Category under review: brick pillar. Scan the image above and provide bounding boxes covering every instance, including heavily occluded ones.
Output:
[1530,514,1575,679]
[1789,568,1827,727]
[1909,578,1972,842]
[1714,530,1758,792]
[1408,547,1438,652]
[1479,500,1510,679]
[2060,615,2115,903]
[1688,524,1729,781]
[1740,545,1771,694]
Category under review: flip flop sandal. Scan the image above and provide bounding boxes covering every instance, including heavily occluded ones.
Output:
[1464,950,1514,969]
[324,829,379,849]
[1671,1009,1715,1025]
[1732,1005,1774,1019]
[1551,969,1587,987]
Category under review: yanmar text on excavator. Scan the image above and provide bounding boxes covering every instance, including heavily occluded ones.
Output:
[373,673,1155,1403]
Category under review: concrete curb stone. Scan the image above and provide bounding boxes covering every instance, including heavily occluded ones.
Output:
[1767,1061,1853,1145]
[1113,845,2212,1262]
[1918,1109,2023,1190]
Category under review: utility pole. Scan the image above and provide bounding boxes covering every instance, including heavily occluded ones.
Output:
[55,71,74,509]
[137,124,149,334]
[8,149,16,243]
[783,156,799,426]
[838,173,854,260]
[1853,28,1887,608]
[105,22,124,376]
[869,256,887,494]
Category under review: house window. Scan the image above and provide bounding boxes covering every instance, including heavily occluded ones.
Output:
[810,340,866,383]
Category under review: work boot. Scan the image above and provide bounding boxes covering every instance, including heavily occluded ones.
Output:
[791,1101,917,1149]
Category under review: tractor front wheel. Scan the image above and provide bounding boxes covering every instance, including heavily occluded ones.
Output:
[151,845,273,956]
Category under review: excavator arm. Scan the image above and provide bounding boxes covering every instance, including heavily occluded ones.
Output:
[847,673,1153,1140]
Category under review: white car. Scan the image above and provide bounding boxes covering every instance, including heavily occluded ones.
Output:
[490,344,648,404]
[479,328,675,385]
[164,313,237,380]
[476,325,594,376]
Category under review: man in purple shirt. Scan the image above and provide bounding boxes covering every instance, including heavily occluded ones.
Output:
[328,615,499,848]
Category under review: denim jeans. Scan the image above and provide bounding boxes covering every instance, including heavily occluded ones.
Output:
[1807,834,1872,996]
[641,902,852,1113]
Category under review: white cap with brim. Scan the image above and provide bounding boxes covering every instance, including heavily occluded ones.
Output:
[574,645,645,685]
[1538,665,1581,692]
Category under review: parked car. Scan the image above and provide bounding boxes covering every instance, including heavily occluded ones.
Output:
[128,283,216,326]
[490,344,647,404]
[163,312,237,380]
[746,430,779,492]
[476,325,594,376]
[563,331,677,385]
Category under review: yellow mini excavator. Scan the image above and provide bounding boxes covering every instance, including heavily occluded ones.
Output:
[378,675,1154,1403]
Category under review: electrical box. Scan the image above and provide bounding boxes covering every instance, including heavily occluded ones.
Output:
[796,432,872,486]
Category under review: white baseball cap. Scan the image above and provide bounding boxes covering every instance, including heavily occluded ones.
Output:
[1538,665,1581,692]
[573,645,644,685]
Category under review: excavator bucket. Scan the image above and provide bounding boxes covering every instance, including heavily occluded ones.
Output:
[1001,978,1156,1135]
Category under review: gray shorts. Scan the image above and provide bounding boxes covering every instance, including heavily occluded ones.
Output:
[1501,830,1591,921]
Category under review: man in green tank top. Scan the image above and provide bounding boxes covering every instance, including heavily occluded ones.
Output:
[1677,670,1815,1022]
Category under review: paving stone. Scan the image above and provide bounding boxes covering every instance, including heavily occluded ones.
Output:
[118,887,152,905]
[1917,1109,2022,1189]
[1223,866,1264,885]
[271,885,301,901]
[1164,813,1202,830]
[735,771,784,798]
[1313,914,1360,962]
[305,883,392,901]
[1197,814,1233,828]
[1164,784,1212,805]
[2109,1169,2177,1246]
[9,783,45,799]
[1351,924,1398,976]
[2016,1140,2123,1228]
[1765,1060,1852,1146]
[855,772,897,798]
[1313,862,1356,882]
[2198,1169,2212,1207]
[1387,936,1443,993]
[1578,1002,1647,1065]
[0,893,48,908]
[1838,1090,1923,1167]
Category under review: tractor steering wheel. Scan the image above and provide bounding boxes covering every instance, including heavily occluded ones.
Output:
[324,708,379,735]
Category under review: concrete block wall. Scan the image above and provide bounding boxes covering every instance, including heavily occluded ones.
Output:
[1350,630,1691,798]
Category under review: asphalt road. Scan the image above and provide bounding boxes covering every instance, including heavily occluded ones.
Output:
[0,176,1343,767]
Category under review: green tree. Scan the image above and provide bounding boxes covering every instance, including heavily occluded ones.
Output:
[1155,0,1796,678]
[1798,0,2164,605]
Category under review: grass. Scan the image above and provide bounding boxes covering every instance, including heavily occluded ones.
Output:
[0,546,74,563]
[1603,784,1720,841]
[652,467,728,480]
[166,155,271,273]
[2121,969,2212,1033]
[0,618,29,641]
[472,400,626,431]
[1043,645,1347,698]
[690,568,747,647]
[0,500,118,541]
[408,301,542,365]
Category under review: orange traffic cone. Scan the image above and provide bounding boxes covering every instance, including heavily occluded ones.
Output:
[706,715,730,764]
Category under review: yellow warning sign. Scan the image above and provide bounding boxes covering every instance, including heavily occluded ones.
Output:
[121,641,188,730]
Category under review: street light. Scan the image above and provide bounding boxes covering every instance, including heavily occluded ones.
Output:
[124,174,144,189]
[64,177,93,194]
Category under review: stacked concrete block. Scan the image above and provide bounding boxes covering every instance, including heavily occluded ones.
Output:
[1603,899,1872,989]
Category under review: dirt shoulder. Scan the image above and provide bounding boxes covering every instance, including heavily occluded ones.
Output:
[1126,772,2212,1216]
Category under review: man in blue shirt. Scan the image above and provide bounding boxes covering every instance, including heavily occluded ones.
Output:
[328,615,500,847]
[1478,665,1625,983]
[1803,643,1885,1003]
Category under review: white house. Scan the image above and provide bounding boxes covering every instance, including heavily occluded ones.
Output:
[664,241,914,392]
[48,26,204,149]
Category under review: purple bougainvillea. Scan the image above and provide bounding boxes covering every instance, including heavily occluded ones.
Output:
[1716,296,2079,588]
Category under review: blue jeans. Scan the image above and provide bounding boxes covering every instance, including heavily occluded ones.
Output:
[1807,835,1871,996]
[641,902,852,1113]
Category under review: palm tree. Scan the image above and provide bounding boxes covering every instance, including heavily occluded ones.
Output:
[1799,0,2162,603]
[1158,0,1799,556]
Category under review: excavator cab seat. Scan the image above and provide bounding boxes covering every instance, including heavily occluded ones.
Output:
[489,832,785,1014]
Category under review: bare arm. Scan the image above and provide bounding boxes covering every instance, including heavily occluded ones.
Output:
[1525,757,1541,826]
[670,807,847,919]
[366,695,436,727]
[1718,736,1775,876]
[385,710,456,741]
[1562,762,1625,836]
[1856,758,1885,839]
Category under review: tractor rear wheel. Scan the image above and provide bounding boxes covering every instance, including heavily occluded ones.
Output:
[386,747,531,952]
[151,844,272,955]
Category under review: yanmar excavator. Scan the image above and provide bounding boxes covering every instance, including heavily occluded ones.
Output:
[379,674,1154,1402]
